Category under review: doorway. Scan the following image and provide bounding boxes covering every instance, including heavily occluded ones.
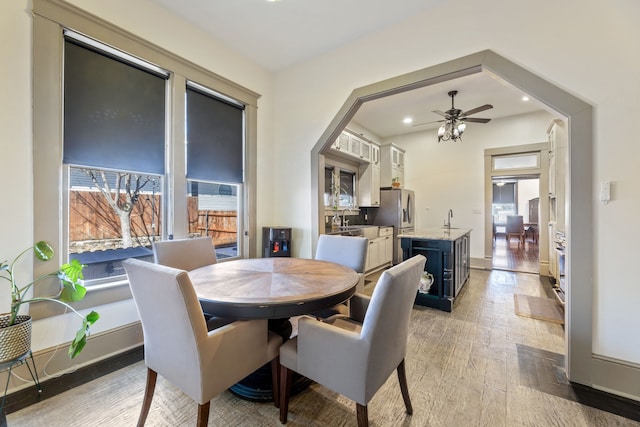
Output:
[491,177,540,274]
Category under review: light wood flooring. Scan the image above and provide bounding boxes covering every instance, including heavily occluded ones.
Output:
[7,269,640,426]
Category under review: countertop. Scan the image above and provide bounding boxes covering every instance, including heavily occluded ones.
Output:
[397,227,472,241]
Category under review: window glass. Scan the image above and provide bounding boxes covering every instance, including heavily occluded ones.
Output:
[339,170,356,207]
[68,167,161,282]
[493,153,539,170]
[187,180,239,260]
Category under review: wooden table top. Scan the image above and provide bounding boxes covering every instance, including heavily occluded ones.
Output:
[189,257,359,319]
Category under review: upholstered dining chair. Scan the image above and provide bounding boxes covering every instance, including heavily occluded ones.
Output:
[152,236,217,271]
[313,234,369,317]
[506,215,525,247]
[153,237,229,330]
[122,258,282,427]
[279,254,426,427]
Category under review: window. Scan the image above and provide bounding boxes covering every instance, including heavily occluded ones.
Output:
[324,165,357,210]
[63,34,167,284]
[187,181,239,259]
[68,167,162,282]
[493,153,540,171]
[33,2,259,314]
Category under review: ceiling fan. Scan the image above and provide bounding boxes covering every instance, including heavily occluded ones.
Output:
[413,90,493,142]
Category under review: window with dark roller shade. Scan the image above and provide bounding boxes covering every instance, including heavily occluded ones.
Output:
[63,38,167,174]
[186,86,244,183]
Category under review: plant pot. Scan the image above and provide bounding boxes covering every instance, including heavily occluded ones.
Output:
[0,314,32,363]
[392,182,401,188]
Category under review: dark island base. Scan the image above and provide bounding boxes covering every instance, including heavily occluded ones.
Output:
[415,292,453,312]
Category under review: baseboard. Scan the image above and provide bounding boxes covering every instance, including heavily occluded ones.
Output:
[0,321,143,397]
[592,354,640,402]
[471,256,487,270]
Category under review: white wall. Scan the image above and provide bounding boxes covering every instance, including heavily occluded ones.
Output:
[272,0,640,375]
[517,180,539,222]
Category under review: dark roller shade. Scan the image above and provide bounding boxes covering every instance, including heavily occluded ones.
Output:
[186,87,244,183]
[63,39,166,174]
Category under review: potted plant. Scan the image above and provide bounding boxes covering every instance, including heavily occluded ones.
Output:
[0,241,99,361]
[392,177,401,188]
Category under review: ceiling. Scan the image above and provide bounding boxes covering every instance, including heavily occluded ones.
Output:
[148,0,546,138]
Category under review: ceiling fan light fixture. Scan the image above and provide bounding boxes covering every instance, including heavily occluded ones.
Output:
[431,90,492,142]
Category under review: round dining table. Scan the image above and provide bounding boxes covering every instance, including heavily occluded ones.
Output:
[189,257,359,320]
[188,257,359,401]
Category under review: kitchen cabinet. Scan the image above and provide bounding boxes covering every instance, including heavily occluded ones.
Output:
[399,228,471,312]
[548,119,567,232]
[358,142,380,207]
[380,143,405,188]
[330,130,371,164]
[365,226,393,273]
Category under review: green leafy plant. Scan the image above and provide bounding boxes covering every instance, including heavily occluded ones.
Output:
[0,241,99,358]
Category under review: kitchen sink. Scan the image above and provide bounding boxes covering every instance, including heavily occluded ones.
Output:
[327,225,379,239]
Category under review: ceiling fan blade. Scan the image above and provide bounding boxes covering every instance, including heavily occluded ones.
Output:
[412,119,444,127]
[432,110,448,118]
[461,104,493,117]
[463,117,491,124]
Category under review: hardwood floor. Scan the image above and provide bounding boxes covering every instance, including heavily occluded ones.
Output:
[492,233,539,274]
[5,269,640,426]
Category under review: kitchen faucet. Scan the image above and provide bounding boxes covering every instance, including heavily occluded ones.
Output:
[446,209,453,229]
[342,204,354,227]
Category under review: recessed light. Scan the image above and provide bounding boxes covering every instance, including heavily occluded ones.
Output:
[403,117,413,124]
[522,96,530,102]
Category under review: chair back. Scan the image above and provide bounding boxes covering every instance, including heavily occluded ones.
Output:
[360,254,425,397]
[315,234,368,273]
[122,258,207,393]
[153,236,217,271]
[506,215,524,233]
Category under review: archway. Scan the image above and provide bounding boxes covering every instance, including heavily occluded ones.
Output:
[310,50,593,385]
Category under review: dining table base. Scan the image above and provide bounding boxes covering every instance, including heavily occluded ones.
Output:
[229,318,308,402]
[230,364,311,402]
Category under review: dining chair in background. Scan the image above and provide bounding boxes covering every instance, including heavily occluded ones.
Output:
[313,234,369,317]
[122,258,282,427]
[152,236,217,271]
[506,215,525,247]
[153,237,229,330]
[278,254,426,427]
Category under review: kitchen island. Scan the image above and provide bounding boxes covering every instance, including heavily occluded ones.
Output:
[399,228,471,312]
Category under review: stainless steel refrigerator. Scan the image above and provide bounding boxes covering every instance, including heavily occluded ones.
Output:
[371,188,415,264]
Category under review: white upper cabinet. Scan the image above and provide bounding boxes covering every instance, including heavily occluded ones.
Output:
[359,141,381,207]
[330,130,371,164]
[380,143,405,188]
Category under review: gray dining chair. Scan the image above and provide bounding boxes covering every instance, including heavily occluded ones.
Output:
[152,236,217,271]
[313,234,369,317]
[122,258,282,427]
[152,237,229,330]
[279,254,426,427]
[506,215,525,247]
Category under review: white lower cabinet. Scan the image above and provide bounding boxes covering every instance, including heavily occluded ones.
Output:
[365,227,394,272]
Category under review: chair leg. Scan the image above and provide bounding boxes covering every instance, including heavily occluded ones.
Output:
[279,365,293,424]
[137,368,157,427]
[271,356,280,408]
[196,402,210,427]
[356,403,369,427]
[397,359,413,415]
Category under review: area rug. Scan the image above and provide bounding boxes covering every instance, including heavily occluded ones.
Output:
[514,294,564,324]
